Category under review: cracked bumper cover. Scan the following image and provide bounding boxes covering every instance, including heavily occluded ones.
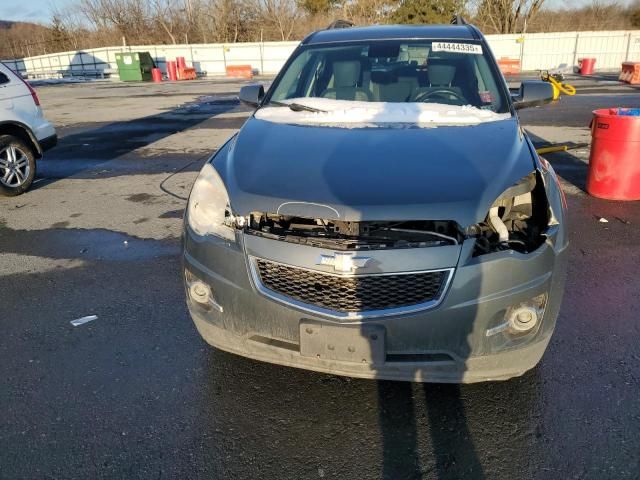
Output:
[183,223,568,383]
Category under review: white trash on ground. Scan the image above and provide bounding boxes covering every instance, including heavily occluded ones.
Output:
[70,315,98,327]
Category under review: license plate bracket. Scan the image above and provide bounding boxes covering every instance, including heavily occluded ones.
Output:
[299,320,385,365]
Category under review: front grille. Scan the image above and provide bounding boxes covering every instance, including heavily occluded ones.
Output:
[254,259,448,313]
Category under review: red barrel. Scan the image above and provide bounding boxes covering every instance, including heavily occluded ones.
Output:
[579,58,596,75]
[167,61,178,81]
[176,56,187,70]
[151,67,162,83]
[587,108,640,200]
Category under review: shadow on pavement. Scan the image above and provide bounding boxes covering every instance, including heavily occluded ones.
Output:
[422,384,484,479]
[199,347,543,479]
[35,93,246,188]
[378,381,485,479]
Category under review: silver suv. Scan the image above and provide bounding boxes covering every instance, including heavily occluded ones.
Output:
[0,62,57,196]
[183,23,567,383]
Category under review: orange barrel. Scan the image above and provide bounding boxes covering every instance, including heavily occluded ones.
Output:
[178,67,197,80]
[167,61,178,81]
[578,58,596,75]
[586,108,640,200]
[619,62,640,85]
[497,57,521,76]
[176,56,187,70]
[225,65,253,79]
[151,67,162,82]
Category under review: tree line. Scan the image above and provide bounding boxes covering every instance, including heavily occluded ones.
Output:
[1,0,639,59]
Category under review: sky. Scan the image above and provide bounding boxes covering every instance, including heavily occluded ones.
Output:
[0,0,73,24]
[0,0,635,25]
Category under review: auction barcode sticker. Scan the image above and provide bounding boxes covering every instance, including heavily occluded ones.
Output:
[432,42,483,55]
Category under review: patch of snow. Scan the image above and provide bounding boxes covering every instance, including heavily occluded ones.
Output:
[254,97,509,127]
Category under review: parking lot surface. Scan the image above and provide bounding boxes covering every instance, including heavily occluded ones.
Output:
[1,78,639,479]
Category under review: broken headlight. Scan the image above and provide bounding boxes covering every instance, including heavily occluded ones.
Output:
[187,163,237,241]
[469,172,549,255]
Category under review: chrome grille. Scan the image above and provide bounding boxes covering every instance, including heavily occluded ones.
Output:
[253,258,448,314]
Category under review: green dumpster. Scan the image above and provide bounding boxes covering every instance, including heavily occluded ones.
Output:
[115,52,155,82]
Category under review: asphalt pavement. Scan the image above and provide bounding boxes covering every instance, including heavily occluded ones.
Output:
[1,77,639,479]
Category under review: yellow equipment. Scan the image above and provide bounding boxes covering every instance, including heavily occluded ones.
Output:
[536,145,569,154]
[535,143,589,155]
[540,71,576,100]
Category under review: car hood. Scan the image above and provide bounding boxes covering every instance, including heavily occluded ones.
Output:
[214,116,535,227]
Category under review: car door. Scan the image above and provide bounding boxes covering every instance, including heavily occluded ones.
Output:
[0,63,34,126]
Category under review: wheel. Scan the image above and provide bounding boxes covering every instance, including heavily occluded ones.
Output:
[0,135,37,197]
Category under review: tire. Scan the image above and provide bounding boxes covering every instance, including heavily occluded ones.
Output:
[0,134,37,197]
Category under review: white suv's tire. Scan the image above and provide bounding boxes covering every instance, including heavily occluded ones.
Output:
[0,135,37,197]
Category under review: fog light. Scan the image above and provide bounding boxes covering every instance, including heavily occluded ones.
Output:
[187,278,224,313]
[189,281,211,304]
[507,306,538,332]
[486,294,547,337]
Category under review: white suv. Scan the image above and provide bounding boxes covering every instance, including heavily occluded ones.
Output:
[0,62,57,196]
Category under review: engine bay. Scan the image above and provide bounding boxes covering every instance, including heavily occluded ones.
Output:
[243,173,550,255]
[468,172,550,255]
[246,214,463,251]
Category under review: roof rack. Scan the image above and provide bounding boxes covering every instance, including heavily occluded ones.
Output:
[326,19,354,30]
[450,15,468,25]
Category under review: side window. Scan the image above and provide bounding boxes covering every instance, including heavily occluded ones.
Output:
[474,56,504,112]
[305,57,326,98]
[0,72,9,85]
[271,51,311,101]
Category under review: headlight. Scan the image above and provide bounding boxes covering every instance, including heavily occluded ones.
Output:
[468,172,550,255]
[187,163,236,241]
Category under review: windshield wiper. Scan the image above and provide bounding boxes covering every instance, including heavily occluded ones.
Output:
[268,100,326,113]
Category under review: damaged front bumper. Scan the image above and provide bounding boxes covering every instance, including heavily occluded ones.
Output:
[183,218,568,383]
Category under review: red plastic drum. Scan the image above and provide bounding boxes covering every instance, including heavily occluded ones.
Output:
[167,61,178,81]
[151,67,162,83]
[586,109,640,200]
[579,58,596,75]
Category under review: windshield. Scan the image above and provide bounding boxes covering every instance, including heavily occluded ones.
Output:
[267,40,508,114]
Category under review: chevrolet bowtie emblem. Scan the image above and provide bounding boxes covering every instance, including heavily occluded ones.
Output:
[317,252,372,273]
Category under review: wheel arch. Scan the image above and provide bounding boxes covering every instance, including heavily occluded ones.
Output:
[0,121,42,158]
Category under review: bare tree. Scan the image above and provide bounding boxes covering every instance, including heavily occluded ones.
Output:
[151,0,179,43]
[632,0,640,27]
[79,0,150,44]
[253,0,300,40]
[474,0,545,34]
[341,0,396,24]
[4,0,638,60]
[48,5,88,50]
[525,0,633,33]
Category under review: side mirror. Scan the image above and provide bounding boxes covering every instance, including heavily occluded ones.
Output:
[239,84,264,107]
[512,80,554,110]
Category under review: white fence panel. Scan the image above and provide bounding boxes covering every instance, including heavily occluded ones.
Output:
[190,45,226,75]
[577,31,632,69]
[629,32,640,60]
[3,31,639,79]
[485,30,640,71]
[485,34,522,62]
[521,33,578,70]
[224,43,261,64]
[261,42,299,74]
